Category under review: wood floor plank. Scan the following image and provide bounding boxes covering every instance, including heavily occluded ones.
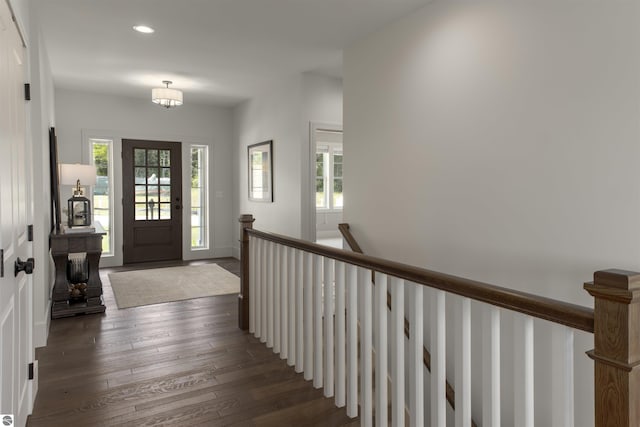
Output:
[252,398,354,426]
[28,258,355,426]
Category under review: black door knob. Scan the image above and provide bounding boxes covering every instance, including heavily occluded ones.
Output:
[15,257,35,277]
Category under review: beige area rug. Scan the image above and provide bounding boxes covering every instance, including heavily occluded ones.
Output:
[109,263,240,309]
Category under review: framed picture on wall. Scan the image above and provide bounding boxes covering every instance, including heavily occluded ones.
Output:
[49,127,62,233]
[248,140,273,202]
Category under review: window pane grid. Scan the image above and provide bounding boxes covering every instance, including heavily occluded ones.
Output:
[316,151,328,208]
[316,144,343,210]
[134,148,171,222]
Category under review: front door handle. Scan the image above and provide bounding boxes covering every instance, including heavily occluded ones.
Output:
[15,257,35,277]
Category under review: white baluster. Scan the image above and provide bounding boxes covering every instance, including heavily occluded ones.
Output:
[267,241,274,348]
[287,246,296,367]
[252,237,264,338]
[304,251,313,381]
[409,283,424,427]
[431,289,446,427]
[260,239,267,342]
[249,235,256,334]
[324,257,335,397]
[391,277,405,427]
[314,254,324,388]
[335,261,346,408]
[360,267,373,426]
[280,244,288,359]
[552,325,574,427]
[295,249,304,374]
[483,307,501,427]
[514,314,534,427]
[375,273,388,427]
[274,243,281,354]
[455,297,471,427]
[346,263,358,418]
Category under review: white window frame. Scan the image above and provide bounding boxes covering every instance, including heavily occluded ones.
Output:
[316,142,343,212]
[190,145,209,250]
[89,138,115,256]
[83,130,220,265]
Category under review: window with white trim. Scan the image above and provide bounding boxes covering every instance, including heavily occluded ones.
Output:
[316,143,343,210]
[190,146,208,249]
[90,139,113,254]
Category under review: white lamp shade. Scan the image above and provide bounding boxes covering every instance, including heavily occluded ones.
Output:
[59,164,97,186]
[152,87,183,107]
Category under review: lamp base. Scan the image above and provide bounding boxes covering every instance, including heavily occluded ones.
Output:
[67,196,91,227]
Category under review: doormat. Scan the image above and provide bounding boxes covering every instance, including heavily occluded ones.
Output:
[109,263,240,309]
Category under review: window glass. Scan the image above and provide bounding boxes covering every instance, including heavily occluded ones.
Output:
[159,150,170,167]
[91,139,113,254]
[134,149,145,166]
[147,150,158,166]
[315,150,327,208]
[132,148,171,222]
[191,146,208,249]
[315,143,343,210]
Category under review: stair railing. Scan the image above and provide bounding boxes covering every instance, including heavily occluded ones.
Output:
[238,214,639,427]
[339,223,478,427]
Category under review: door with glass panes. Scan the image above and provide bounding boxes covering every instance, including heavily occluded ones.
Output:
[122,139,182,264]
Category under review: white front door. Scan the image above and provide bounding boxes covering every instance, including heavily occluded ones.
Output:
[0,2,33,426]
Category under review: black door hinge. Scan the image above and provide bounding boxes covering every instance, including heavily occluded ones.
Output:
[27,224,33,242]
[24,83,31,101]
[28,363,34,380]
[0,249,3,278]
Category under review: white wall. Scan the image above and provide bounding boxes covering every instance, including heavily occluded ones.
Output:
[316,211,342,237]
[234,73,342,254]
[301,73,344,241]
[302,72,343,126]
[55,88,235,265]
[233,72,343,254]
[344,1,640,425]
[233,74,304,246]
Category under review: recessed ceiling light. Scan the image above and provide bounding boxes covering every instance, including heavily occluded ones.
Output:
[133,25,154,34]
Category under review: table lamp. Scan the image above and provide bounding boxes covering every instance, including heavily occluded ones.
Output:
[59,164,97,227]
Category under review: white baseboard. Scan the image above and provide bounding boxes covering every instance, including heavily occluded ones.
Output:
[34,305,50,349]
[232,247,240,260]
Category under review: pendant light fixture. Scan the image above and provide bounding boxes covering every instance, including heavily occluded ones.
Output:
[152,80,183,108]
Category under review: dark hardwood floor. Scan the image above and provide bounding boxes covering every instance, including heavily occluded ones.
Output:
[28,258,356,426]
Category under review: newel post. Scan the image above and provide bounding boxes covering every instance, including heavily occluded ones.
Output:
[585,269,640,427]
[238,214,255,330]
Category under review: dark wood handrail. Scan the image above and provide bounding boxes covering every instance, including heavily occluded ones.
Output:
[339,224,375,284]
[248,227,594,333]
[338,223,364,253]
[242,216,640,426]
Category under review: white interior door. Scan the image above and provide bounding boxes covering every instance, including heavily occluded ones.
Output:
[0,2,33,426]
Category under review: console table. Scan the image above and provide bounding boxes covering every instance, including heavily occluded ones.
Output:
[50,222,107,318]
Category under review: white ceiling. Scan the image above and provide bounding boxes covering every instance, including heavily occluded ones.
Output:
[32,0,430,106]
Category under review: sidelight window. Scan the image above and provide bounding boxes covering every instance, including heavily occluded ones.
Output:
[90,139,113,254]
[191,146,208,249]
